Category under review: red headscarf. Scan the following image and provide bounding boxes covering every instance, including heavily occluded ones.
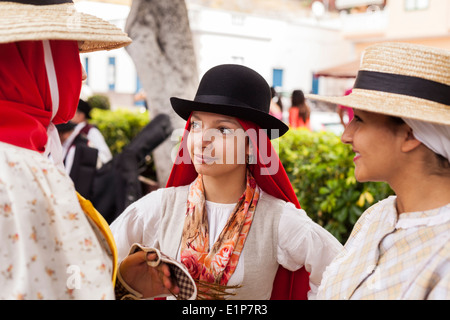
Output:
[167,115,310,300]
[0,40,82,152]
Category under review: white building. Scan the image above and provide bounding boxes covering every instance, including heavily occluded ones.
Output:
[189,4,354,96]
[76,1,354,110]
[75,1,136,103]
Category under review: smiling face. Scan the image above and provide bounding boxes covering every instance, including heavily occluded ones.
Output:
[187,111,249,179]
[341,109,408,183]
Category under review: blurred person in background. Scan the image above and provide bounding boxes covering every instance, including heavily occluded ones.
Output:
[337,88,354,128]
[56,121,99,201]
[269,86,283,120]
[71,99,112,166]
[289,89,311,130]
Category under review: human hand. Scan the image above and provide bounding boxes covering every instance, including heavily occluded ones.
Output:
[119,250,180,299]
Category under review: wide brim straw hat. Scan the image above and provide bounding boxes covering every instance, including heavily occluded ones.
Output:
[306,42,450,125]
[0,0,132,53]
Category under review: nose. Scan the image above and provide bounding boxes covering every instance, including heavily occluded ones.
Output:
[200,129,216,149]
[190,126,214,150]
[341,123,353,145]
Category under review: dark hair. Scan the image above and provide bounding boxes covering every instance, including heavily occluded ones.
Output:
[291,90,305,106]
[270,87,283,110]
[77,99,92,119]
[291,90,310,123]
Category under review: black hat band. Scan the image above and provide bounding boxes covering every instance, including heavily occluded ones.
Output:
[194,95,253,109]
[354,70,450,106]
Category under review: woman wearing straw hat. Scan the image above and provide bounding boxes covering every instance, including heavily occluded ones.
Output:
[111,64,342,300]
[307,42,450,299]
[0,0,181,300]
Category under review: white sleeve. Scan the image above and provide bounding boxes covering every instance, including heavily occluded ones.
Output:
[110,188,164,262]
[277,202,343,299]
[87,127,113,164]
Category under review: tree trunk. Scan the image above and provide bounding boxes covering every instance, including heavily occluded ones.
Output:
[125,0,198,185]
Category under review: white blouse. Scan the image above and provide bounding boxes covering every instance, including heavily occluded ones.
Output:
[317,197,450,300]
[110,188,343,299]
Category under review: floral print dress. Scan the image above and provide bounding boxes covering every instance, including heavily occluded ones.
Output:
[0,142,114,299]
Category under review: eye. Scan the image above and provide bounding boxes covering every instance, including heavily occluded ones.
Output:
[218,127,233,135]
[353,115,363,123]
[190,121,201,131]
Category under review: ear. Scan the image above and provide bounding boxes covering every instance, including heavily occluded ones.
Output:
[244,135,251,156]
[245,136,256,164]
[401,126,422,153]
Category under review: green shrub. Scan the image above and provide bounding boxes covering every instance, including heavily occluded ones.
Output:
[90,108,149,155]
[278,128,394,244]
[88,94,111,110]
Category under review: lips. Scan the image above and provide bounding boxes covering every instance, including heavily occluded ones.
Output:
[353,150,361,162]
[193,154,216,164]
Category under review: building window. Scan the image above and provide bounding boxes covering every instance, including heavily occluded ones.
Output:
[405,0,429,11]
[312,74,320,94]
[272,69,283,88]
[231,56,245,65]
[83,57,89,86]
[231,14,245,26]
[107,56,116,91]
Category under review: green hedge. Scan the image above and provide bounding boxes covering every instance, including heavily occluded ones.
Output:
[90,108,149,155]
[277,128,394,244]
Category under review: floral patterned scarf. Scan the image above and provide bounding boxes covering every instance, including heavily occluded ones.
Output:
[180,170,260,299]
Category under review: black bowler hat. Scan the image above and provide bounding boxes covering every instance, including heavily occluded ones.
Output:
[170,64,289,139]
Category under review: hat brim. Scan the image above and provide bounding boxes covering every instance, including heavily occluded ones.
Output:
[307,88,450,126]
[170,97,289,139]
[0,2,131,53]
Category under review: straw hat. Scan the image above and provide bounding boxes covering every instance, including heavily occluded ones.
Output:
[0,0,131,53]
[307,42,450,125]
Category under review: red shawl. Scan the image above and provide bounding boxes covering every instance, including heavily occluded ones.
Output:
[0,40,82,152]
[167,115,310,300]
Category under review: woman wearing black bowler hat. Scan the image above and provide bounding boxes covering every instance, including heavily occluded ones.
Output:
[111,64,342,300]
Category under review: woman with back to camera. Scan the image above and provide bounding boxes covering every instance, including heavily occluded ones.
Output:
[111,64,342,300]
[308,42,450,299]
[0,0,180,300]
[289,89,311,130]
